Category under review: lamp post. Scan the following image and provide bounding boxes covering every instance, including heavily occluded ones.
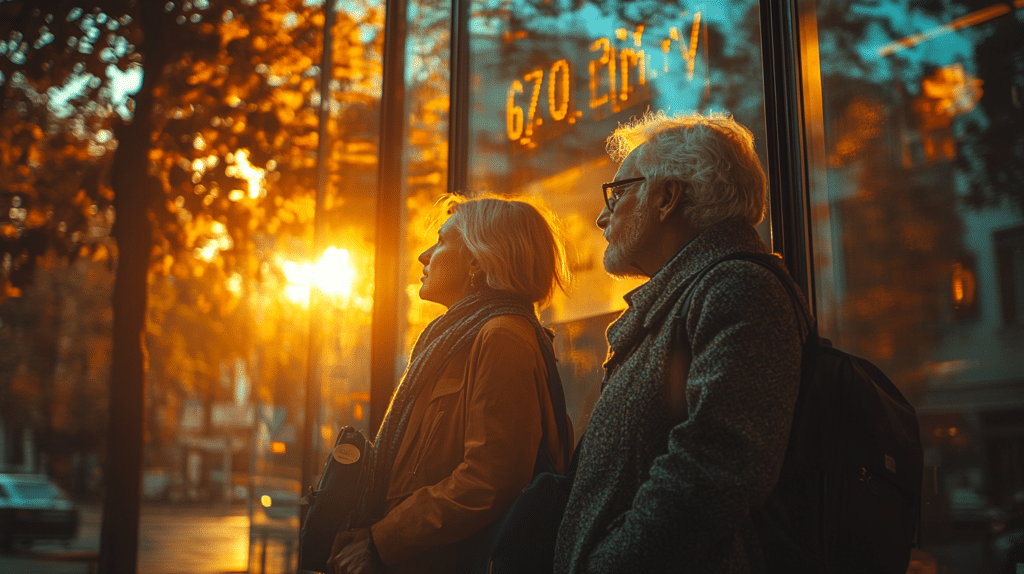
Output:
[300,0,338,524]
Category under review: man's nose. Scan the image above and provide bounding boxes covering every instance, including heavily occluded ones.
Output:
[418,246,432,264]
[596,206,611,229]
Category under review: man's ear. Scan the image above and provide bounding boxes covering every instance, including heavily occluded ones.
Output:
[655,180,687,222]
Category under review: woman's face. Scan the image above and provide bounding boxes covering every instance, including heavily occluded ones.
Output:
[418,215,475,308]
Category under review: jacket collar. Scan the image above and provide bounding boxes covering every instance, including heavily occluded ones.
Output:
[607,219,770,355]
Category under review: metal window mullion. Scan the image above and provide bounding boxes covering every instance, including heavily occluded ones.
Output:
[760,0,816,308]
[448,0,471,196]
[371,0,410,437]
[301,0,337,504]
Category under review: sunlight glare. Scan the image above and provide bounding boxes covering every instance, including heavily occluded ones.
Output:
[225,149,266,199]
[282,247,357,304]
[226,272,243,295]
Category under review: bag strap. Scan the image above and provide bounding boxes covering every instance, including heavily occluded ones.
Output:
[678,251,817,341]
[536,331,572,474]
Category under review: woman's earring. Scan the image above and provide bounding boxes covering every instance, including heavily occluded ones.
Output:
[469,271,477,289]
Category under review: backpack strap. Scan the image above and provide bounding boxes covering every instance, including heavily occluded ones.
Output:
[535,329,572,474]
[677,251,817,342]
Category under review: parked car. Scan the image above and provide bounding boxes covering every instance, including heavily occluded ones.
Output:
[0,473,79,550]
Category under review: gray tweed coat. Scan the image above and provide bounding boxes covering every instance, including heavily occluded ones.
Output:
[554,220,808,574]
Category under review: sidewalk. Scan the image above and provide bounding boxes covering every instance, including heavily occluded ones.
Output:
[0,503,256,574]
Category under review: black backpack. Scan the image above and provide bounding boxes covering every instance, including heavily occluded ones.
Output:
[680,252,924,574]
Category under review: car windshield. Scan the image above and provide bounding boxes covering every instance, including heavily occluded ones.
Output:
[9,479,61,499]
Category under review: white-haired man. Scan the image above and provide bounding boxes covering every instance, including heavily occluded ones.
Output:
[555,112,810,573]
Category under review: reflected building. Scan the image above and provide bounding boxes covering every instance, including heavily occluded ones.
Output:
[806,4,1024,556]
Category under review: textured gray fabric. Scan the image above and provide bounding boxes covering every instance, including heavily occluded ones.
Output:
[555,220,809,574]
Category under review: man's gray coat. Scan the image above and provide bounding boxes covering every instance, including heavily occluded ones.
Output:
[555,219,808,574]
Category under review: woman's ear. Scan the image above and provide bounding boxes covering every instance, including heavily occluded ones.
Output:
[656,180,687,222]
[466,258,485,290]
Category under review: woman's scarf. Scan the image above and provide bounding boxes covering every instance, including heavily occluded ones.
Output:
[352,288,555,527]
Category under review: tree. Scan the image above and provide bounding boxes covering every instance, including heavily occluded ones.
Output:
[950,1,1024,212]
[815,0,1023,213]
[0,234,114,495]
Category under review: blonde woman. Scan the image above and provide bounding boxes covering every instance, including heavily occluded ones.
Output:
[329,196,573,574]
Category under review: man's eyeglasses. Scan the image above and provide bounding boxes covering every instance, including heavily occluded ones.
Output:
[602,176,646,213]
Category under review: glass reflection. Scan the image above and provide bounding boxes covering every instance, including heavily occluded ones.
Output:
[465,0,768,433]
[809,0,1024,569]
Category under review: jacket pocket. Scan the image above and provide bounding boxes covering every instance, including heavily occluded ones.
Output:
[428,377,463,402]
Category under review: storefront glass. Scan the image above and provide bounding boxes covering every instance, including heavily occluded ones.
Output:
[463,0,770,433]
[3,0,1022,572]
[244,4,385,572]
[401,0,458,356]
[807,0,1024,568]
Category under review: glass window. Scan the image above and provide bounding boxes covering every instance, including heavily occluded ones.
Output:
[401,0,458,355]
[245,4,384,572]
[465,0,771,434]
[807,0,1024,568]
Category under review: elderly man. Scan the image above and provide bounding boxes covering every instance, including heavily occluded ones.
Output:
[555,111,809,573]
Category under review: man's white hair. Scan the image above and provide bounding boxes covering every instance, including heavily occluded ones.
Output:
[606,111,767,227]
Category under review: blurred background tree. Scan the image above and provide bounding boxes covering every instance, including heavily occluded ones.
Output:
[1,0,385,570]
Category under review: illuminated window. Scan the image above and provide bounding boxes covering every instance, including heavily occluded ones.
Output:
[950,256,979,321]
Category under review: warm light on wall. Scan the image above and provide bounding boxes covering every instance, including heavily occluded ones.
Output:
[951,262,977,309]
[270,441,287,454]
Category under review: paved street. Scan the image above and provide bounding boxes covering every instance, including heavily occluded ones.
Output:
[1,503,1002,573]
[0,503,256,574]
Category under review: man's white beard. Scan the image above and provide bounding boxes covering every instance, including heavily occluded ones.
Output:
[603,203,650,278]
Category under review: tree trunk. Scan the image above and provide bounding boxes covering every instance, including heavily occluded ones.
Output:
[98,178,151,574]
[97,6,166,570]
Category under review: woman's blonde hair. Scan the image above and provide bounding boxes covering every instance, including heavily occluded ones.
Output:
[443,195,569,306]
